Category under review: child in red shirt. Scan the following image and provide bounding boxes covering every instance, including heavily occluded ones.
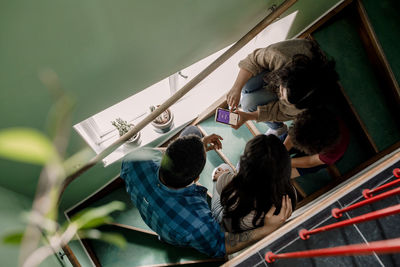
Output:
[283,107,350,178]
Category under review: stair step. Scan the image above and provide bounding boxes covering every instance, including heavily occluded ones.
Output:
[88,225,223,267]
[84,186,153,234]
[295,168,332,196]
[314,16,400,151]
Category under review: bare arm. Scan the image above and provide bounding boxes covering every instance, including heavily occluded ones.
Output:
[225,196,292,254]
[227,68,253,110]
[283,134,293,151]
[291,154,324,168]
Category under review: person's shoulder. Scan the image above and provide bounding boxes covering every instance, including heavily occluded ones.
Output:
[121,159,160,181]
[264,39,315,62]
[123,159,159,170]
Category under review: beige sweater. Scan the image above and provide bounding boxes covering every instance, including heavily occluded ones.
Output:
[238,39,317,122]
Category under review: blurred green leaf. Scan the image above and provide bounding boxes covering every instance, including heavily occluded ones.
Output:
[78,229,126,248]
[3,231,24,245]
[78,216,113,230]
[63,148,94,176]
[0,128,55,165]
[69,201,125,230]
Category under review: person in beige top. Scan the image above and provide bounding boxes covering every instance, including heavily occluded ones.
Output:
[227,38,338,136]
[210,134,296,233]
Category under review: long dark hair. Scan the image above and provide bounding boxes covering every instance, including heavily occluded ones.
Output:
[220,135,296,232]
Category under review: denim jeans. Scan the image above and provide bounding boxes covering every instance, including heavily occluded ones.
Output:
[240,70,284,130]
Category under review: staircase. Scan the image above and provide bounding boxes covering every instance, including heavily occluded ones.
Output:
[63,0,400,266]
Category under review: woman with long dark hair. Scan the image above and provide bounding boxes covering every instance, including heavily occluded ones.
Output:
[211,134,296,232]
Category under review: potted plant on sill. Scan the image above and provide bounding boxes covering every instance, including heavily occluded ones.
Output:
[149,105,174,133]
[111,118,140,145]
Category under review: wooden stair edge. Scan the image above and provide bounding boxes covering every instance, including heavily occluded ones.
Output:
[108,222,157,236]
[245,121,261,136]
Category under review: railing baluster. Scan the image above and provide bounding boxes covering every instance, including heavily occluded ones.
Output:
[299,204,400,240]
[332,186,400,218]
[265,237,400,263]
[363,168,400,198]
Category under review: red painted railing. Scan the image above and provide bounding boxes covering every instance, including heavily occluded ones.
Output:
[299,204,400,240]
[363,168,400,198]
[332,186,400,218]
[265,237,400,263]
[264,167,400,264]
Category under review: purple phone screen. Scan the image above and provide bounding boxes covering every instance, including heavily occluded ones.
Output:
[217,109,230,124]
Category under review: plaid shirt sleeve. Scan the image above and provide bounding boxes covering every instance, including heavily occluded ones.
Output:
[189,211,226,258]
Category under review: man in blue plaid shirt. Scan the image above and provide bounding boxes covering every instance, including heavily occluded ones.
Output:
[121,126,291,257]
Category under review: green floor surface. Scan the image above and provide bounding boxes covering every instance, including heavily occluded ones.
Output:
[199,150,225,194]
[253,121,269,134]
[88,225,222,267]
[199,117,253,167]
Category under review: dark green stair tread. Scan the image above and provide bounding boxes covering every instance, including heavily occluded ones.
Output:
[294,168,332,196]
[314,12,400,151]
[199,150,225,194]
[88,225,223,267]
[86,186,153,234]
[362,0,400,83]
[199,117,252,167]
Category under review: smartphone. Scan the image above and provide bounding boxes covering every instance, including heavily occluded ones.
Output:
[215,108,239,126]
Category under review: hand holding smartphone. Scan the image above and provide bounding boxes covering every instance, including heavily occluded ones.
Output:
[215,108,239,126]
